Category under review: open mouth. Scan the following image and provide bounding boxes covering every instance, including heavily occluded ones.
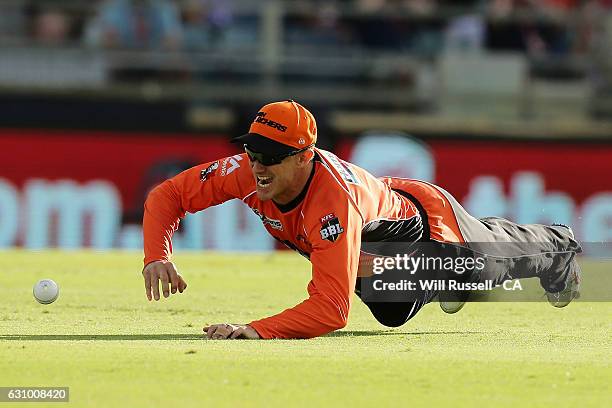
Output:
[256,175,273,188]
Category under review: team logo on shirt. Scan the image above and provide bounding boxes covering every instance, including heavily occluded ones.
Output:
[200,161,219,181]
[221,155,243,176]
[319,213,344,242]
[252,208,283,231]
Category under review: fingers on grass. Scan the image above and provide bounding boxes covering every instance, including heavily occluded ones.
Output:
[143,272,152,301]
[214,326,228,339]
[160,269,170,298]
[230,328,244,339]
[151,269,161,301]
[178,275,187,293]
[206,325,217,339]
[208,325,231,340]
[167,263,179,294]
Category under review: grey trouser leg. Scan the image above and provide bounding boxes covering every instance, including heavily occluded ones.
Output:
[439,186,582,292]
[358,187,583,328]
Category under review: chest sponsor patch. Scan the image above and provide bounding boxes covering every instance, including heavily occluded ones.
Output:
[200,161,219,181]
[320,213,344,242]
[252,208,283,231]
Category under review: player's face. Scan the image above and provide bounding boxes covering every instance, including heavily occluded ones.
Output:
[249,153,308,203]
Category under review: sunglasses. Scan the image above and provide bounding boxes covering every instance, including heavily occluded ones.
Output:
[244,144,311,166]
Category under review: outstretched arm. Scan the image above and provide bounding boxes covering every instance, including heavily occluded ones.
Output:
[142,156,250,300]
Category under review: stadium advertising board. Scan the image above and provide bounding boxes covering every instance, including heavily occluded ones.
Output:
[0,129,273,251]
[338,132,612,246]
[1,129,611,249]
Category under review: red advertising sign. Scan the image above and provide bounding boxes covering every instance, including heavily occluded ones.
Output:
[0,129,269,250]
[1,129,237,210]
[1,129,611,249]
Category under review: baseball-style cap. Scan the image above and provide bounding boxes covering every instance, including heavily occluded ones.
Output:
[232,100,317,155]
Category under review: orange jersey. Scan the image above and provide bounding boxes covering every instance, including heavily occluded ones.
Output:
[143,148,425,339]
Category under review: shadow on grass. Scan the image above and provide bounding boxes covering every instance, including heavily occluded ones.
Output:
[0,331,483,341]
[326,330,482,337]
[0,334,204,341]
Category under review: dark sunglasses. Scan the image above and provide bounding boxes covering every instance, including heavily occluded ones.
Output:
[244,144,311,166]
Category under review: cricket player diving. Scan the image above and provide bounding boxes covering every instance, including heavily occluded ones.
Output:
[141,100,582,340]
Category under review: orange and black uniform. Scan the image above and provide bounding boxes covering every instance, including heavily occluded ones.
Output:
[144,97,582,338]
[144,148,581,338]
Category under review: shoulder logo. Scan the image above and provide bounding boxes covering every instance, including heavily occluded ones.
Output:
[221,155,243,176]
[319,213,344,242]
[320,151,360,184]
[200,161,219,181]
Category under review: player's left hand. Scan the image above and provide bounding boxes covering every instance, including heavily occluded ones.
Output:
[203,324,260,340]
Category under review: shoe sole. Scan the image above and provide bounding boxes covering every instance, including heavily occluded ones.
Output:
[440,301,466,314]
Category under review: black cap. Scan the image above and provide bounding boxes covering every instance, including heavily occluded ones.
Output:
[231,133,297,156]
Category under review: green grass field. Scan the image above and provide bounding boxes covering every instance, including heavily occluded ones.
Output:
[0,250,610,407]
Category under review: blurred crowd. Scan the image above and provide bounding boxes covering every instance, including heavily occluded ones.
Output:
[0,0,610,57]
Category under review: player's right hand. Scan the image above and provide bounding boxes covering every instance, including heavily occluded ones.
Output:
[142,260,187,301]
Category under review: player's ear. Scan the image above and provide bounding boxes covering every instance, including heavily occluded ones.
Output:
[298,149,314,166]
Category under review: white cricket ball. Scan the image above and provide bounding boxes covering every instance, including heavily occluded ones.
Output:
[33,279,59,304]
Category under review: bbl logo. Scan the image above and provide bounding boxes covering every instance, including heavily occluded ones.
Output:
[200,161,219,181]
[319,213,344,242]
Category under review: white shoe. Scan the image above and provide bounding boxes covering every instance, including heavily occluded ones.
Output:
[439,300,466,314]
[546,262,581,308]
